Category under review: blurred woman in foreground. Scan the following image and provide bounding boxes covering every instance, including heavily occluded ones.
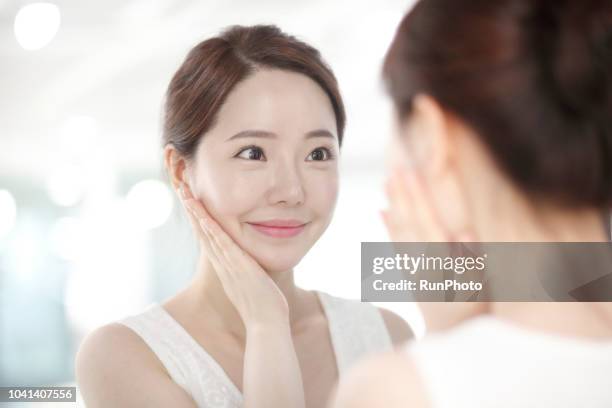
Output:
[331,0,612,407]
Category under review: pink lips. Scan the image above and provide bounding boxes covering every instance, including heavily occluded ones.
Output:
[246,219,307,238]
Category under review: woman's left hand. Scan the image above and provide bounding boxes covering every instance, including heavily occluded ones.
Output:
[382,166,445,241]
[381,166,474,242]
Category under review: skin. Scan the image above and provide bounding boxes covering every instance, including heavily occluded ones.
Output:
[75,68,413,408]
[329,94,612,408]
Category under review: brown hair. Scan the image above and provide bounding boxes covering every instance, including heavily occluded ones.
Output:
[383,0,612,209]
[162,24,346,160]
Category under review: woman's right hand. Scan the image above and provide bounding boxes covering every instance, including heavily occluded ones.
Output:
[181,182,306,408]
[179,182,290,331]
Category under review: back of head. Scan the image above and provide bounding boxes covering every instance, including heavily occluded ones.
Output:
[383,0,612,209]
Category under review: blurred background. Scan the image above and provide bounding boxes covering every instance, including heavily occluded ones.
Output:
[0,0,424,405]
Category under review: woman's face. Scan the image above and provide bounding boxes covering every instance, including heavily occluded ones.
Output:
[188,69,340,273]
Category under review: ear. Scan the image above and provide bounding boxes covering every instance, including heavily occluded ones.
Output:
[396,94,475,240]
[163,145,191,193]
[398,93,452,178]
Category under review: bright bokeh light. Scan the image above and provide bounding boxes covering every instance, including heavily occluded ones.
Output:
[8,217,41,284]
[14,2,61,51]
[45,163,86,207]
[59,115,98,157]
[125,179,173,231]
[50,216,85,261]
[64,197,150,332]
[0,189,18,239]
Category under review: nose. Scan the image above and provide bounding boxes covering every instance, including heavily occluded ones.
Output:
[266,159,305,207]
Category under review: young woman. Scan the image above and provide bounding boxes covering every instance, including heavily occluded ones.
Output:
[75,25,412,408]
[331,0,612,407]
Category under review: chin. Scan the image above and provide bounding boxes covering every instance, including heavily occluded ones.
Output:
[260,253,305,274]
[235,223,323,273]
[250,247,309,274]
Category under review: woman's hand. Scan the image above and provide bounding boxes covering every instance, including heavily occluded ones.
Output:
[180,182,306,408]
[381,166,475,242]
[381,167,484,303]
[382,167,446,242]
[179,182,290,330]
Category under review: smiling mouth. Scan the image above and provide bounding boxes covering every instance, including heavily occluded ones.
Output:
[246,221,308,238]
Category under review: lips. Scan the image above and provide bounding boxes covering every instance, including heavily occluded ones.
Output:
[246,219,307,238]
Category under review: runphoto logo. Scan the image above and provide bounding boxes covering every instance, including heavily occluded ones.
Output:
[372,253,487,275]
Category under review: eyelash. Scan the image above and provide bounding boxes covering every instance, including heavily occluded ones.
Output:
[233,145,336,161]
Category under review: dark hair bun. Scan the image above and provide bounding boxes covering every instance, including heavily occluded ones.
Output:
[552,1,612,122]
[550,0,612,206]
[384,0,612,208]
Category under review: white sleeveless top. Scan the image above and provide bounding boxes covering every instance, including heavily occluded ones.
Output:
[118,291,392,408]
[406,315,612,408]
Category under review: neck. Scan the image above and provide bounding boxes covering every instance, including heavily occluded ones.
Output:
[467,185,612,337]
[470,179,609,242]
[184,253,307,340]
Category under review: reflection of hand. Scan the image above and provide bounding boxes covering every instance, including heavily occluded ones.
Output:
[381,167,475,242]
[179,182,290,330]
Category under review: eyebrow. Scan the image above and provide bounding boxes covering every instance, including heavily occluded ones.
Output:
[227,129,335,141]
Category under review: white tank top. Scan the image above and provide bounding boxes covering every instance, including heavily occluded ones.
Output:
[117,290,392,408]
[406,315,612,408]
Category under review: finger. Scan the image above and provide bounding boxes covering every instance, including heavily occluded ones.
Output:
[179,183,224,250]
[386,170,413,220]
[184,201,216,254]
[396,168,447,241]
[180,183,262,277]
[383,205,417,242]
[180,183,238,262]
[178,185,226,264]
[197,210,248,278]
[197,218,239,288]
[381,209,405,241]
[180,182,213,222]
[199,217,236,273]
[386,175,415,234]
[384,174,418,240]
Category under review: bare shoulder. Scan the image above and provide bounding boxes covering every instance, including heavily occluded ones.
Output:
[328,350,430,408]
[76,322,196,408]
[377,307,414,346]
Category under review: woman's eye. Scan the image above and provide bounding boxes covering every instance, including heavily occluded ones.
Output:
[307,147,334,161]
[235,146,265,161]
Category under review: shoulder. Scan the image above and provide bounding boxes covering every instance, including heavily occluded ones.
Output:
[377,306,414,346]
[329,349,431,408]
[76,322,163,374]
[75,323,163,393]
[316,291,414,345]
[75,322,196,407]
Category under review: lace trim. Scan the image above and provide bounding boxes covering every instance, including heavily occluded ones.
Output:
[118,291,391,408]
[318,292,392,374]
[119,304,242,407]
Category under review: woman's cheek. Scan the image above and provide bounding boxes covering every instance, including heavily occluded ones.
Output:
[199,164,256,212]
[308,170,339,221]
